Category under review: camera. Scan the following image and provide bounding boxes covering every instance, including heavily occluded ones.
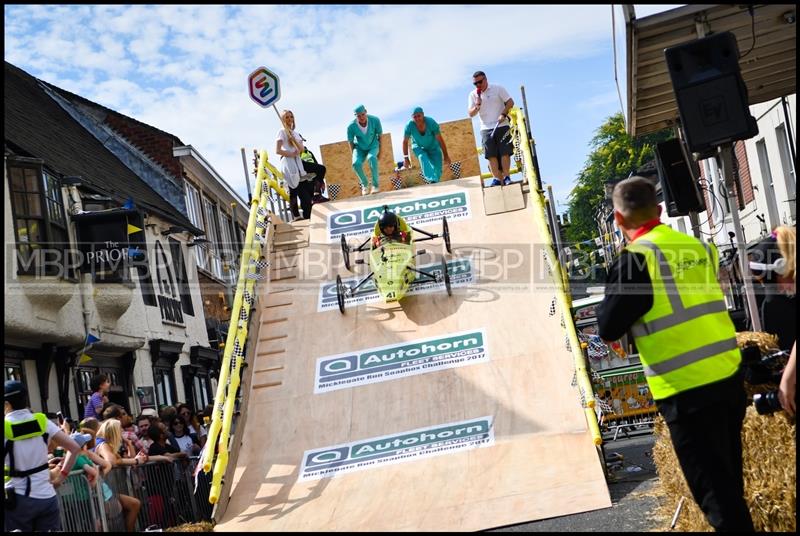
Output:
[753,391,783,415]
[741,347,787,385]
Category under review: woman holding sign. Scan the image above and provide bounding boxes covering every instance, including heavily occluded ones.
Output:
[276,109,315,220]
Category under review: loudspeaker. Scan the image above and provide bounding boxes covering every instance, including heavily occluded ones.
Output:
[654,138,705,216]
[665,31,758,158]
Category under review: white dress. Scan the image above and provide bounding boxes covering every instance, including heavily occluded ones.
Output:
[276,128,308,189]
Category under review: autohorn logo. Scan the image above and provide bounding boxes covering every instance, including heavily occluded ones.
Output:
[299,416,494,481]
[326,192,471,242]
[314,329,489,393]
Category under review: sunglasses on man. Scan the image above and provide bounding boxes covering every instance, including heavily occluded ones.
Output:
[473,78,485,86]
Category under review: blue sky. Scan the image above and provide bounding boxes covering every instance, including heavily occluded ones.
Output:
[4,4,682,213]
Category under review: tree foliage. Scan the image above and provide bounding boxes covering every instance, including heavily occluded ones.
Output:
[565,113,672,243]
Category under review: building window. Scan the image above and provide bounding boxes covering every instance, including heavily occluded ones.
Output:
[184,347,217,413]
[4,354,29,408]
[184,182,208,271]
[218,212,237,285]
[755,139,780,230]
[168,237,195,317]
[775,124,796,222]
[154,367,176,407]
[75,366,126,417]
[7,161,69,276]
[193,375,211,411]
[202,197,223,279]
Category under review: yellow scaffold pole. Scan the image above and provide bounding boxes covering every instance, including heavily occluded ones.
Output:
[203,149,272,503]
[510,108,602,446]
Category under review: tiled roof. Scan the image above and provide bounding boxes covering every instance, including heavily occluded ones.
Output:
[4,61,198,232]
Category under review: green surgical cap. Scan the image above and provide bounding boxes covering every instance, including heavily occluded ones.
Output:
[412,106,424,115]
[354,104,366,114]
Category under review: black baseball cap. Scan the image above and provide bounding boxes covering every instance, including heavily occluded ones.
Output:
[5,380,27,399]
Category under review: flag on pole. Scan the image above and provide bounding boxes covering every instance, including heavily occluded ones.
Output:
[87,333,100,345]
[79,354,92,364]
[193,443,208,494]
[127,224,142,235]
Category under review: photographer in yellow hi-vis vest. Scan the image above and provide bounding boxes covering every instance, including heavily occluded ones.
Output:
[5,380,82,531]
[597,177,753,531]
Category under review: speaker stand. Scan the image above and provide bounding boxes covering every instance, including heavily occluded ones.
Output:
[687,211,702,239]
[718,143,762,332]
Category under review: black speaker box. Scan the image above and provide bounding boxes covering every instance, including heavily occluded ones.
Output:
[665,31,758,157]
[654,138,705,216]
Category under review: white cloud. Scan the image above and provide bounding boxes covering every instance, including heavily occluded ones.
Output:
[5,4,683,203]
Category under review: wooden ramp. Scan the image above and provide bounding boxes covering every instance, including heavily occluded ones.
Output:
[215,177,611,532]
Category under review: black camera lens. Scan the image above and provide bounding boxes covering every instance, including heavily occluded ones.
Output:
[741,345,761,364]
[753,390,783,415]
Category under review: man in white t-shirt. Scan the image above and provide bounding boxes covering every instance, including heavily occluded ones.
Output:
[467,70,515,187]
[4,380,81,531]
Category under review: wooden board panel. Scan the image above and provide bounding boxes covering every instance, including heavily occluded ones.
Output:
[216,177,611,532]
[319,133,396,200]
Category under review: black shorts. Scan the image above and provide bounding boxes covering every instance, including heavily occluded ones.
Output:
[481,125,513,160]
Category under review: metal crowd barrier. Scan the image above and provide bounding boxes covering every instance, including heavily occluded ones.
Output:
[55,456,212,532]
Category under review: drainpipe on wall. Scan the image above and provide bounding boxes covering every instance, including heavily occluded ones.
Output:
[64,184,93,344]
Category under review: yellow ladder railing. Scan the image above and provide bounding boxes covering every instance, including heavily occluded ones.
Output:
[509,108,602,446]
[202,149,273,503]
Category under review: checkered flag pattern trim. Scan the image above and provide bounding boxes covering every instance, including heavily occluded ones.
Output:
[512,124,523,165]
[391,176,404,190]
[565,334,571,352]
[581,333,609,361]
[571,371,577,387]
[595,397,614,415]
[239,306,248,321]
[449,161,462,179]
[256,219,268,229]
[328,184,341,200]
[246,272,264,280]
[243,291,254,307]
[548,298,556,316]
[251,258,269,270]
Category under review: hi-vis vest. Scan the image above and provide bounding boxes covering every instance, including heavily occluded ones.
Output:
[625,224,741,400]
[4,413,50,496]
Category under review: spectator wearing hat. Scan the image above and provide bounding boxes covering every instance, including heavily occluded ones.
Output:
[402,107,451,184]
[749,225,796,350]
[347,104,383,195]
[4,380,82,532]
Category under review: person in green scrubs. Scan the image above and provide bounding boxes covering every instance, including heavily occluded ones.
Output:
[402,107,451,183]
[347,104,383,195]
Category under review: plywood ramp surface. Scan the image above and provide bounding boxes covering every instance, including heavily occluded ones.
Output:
[216,177,610,532]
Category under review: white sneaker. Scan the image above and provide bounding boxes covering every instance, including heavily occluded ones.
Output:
[371,185,379,194]
[361,186,368,196]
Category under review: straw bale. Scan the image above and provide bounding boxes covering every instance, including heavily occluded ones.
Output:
[736,331,780,354]
[165,521,215,532]
[652,408,796,532]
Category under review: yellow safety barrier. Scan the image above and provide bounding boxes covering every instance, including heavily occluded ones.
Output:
[202,149,273,503]
[509,108,602,446]
[260,152,291,202]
